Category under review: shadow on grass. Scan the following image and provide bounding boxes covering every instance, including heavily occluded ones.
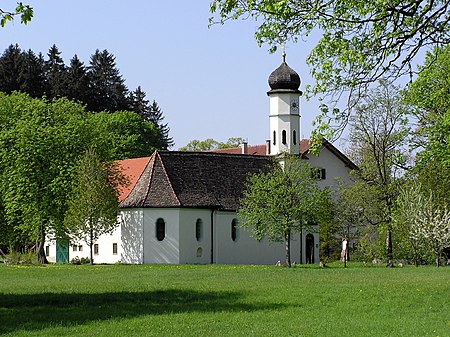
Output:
[0,289,287,334]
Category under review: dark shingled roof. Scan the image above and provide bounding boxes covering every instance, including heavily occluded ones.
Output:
[120,151,273,211]
[267,60,301,94]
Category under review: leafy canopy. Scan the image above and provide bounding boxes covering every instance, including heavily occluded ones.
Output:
[210,0,450,139]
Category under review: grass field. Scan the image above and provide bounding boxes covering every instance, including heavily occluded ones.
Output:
[0,262,448,336]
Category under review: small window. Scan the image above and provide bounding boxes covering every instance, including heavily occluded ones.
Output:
[282,130,287,145]
[273,130,276,145]
[196,247,203,257]
[231,218,239,242]
[73,245,78,252]
[78,245,83,252]
[195,219,203,241]
[45,245,49,256]
[94,244,99,255]
[156,218,165,241]
[311,168,326,180]
[293,130,297,145]
[112,243,118,255]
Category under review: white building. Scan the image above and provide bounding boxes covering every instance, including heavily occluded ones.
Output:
[45,56,357,265]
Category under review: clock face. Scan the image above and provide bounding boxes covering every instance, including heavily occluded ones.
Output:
[290,100,299,111]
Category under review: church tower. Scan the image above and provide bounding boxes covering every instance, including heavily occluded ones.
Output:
[267,53,302,155]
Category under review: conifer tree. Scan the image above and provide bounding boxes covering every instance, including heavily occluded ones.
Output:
[44,44,67,99]
[66,55,89,104]
[0,44,24,93]
[149,100,173,149]
[20,50,46,98]
[87,49,129,112]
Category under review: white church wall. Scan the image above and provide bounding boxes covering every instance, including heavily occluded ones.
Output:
[178,209,212,264]
[213,211,303,265]
[44,238,57,263]
[142,208,180,264]
[120,209,144,264]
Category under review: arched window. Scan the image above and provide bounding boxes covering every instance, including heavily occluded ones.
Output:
[156,218,165,241]
[231,218,239,242]
[293,130,297,145]
[273,130,276,145]
[282,130,287,145]
[195,218,203,241]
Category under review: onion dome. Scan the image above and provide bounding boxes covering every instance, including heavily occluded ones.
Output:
[267,53,301,95]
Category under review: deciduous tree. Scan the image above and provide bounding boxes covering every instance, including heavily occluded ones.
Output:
[210,0,450,139]
[64,148,124,264]
[238,156,330,267]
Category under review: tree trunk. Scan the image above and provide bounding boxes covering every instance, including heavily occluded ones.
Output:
[386,222,393,268]
[284,229,291,267]
[37,223,48,264]
[89,220,94,265]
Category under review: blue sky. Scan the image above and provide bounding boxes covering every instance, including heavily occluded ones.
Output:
[2,0,324,149]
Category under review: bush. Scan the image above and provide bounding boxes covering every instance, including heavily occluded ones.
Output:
[70,256,91,265]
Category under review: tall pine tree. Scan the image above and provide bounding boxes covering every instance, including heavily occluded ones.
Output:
[44,44,67,99]
[66,54,89,104]
[19,50,46,98]
[87,49,129,112]
[0,44,24,93]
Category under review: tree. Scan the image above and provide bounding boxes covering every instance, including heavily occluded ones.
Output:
[129,87,173,149]
[20,50,46,98]
[0,3,33,27]
[87,49,130,112]
[179,137,247,151]
[44,45,67,99]
[238,156,330,267]
[64,148,123,264]
[404,46,450,209]
[0,92,163,262]
[0,44,24,93]
[348,82,410,266]
[210,0,450,139]
[65,55,90,104]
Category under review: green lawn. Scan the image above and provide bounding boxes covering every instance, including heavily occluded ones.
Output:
[0,263,448,336]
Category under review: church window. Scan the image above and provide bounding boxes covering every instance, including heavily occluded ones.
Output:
[156,218,166,241]
[45,245,49,256]
[282,130,287,145]
[94,244,99,255]
[273,131,276,145]
[196,218,203,241]
[196,247,203,257]
[293,130,297,145]
[112,243,118,255]
[78,245,83,252]
[231,218,239,242]
[73,245,78,252]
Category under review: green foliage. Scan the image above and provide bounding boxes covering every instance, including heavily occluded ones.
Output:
[1,264,449,336]
[0,3,33,27]
[210,0,448,138]
[179,137,247,151]
[64,148,122,264]
[238,156,331,266]
[0,92,160,259]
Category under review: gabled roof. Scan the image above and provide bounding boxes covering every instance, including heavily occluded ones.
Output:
[212,139,358,170]
[119,151,273,211]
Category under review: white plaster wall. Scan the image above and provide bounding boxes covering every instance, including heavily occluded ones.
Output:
[178,209,212,264]
[269,94,300,155]
[214,211,306,265]
[306,146,353,191]
[142,208,180,264]
[120,209,144,264]
[44,239,57,263]
[68,226,121,264]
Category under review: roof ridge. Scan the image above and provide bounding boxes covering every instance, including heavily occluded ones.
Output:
[156,151,181,206]
[139,153,156,208]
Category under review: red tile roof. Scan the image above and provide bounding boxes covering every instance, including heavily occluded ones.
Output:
[117,156,151,201]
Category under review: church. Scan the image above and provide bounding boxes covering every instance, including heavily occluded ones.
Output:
[45,56,356,265]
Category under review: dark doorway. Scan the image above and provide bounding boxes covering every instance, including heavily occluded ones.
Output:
[305,234,314,264]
